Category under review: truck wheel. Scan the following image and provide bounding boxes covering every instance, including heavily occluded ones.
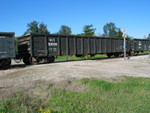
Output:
[76,55,82,57]
[0,60,3,67]
[23,56,36,65]
[23,57,30,65]
[107,53,112,58]
[90,54,95,57]
[47,56,55,63]
[134,52,138,56]
[129,50,134,56]
[114,53,119,57]
[1,59,11,69]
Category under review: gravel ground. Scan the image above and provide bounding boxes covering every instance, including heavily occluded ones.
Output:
[0,55,150,99]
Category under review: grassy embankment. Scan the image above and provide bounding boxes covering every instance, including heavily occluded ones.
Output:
[139,51,150,55]
[0,77,150,113]
[55,54,107,62]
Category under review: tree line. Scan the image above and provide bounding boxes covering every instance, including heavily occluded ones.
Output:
[24,21,149,39]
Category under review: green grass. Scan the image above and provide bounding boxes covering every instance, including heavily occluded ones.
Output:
[139,51,150,55]
[55,54,107,62]
[0,77,150,113]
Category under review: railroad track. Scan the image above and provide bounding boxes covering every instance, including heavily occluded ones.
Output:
[0,54,149,71]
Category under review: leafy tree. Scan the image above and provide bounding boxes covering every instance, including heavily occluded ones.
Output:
[115,28,123,37]
[24,21,38,34]
[127,35,133,39]
[58,25,72,35]
[103,22,123,38]
[24,21,50,35]
[82,24,96,36]
[38,22,49,34]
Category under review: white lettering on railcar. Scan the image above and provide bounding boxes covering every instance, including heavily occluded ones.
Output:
[53,48,57,51]
[49,48,57,52]
[0,52,7,53]
[0,36,6,38]
[139,41,142,45]
[48,43,58,46]
[49,39,55,42]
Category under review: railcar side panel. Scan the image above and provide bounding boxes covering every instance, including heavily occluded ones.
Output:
[114,39,119,52]
[148,41,150,50]
[101,38,106,53]
[47,36,59,56]
[126,40,130,52]
[95,38,101,53]
[76,37,83,55]
[119,39,123,52]
[0,33,15,59]
[68,37,76,55]
[32,35,47,57]
[83,37,90,54]
[144,40,147,51]
[90,38,96,54]
[106,38,111,53]
[111,39,115,53]
[60,36,68,55]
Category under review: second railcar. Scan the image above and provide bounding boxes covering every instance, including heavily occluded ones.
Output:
[17,34,150,65]
[17,34,131,64]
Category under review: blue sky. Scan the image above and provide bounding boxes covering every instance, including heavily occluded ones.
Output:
[0,0,149,38]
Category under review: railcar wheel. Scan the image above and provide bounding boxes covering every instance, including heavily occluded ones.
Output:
[90,54,95,57]
[14,58,22,63]
[129,50,134,56]
[107,53,112,58]
[1,59,11,69]
[76,55,82,57]
[134,52,139,56]
[23,56,37,65]
[47,56,55,63]
[0,60,3,67]
[114,53,119,57]
[23,57,31,65]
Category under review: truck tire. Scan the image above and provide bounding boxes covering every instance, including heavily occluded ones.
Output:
[23,55,37,65]
[107,53,112,58]
[76,55,82,57]
[47,56,55,63]
[0,59,11,69]
[114,53,119,57]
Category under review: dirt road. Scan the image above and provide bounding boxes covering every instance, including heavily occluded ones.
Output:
[0,55,150,99]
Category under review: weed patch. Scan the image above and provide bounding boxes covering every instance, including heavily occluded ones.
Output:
[0,77,150,113]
